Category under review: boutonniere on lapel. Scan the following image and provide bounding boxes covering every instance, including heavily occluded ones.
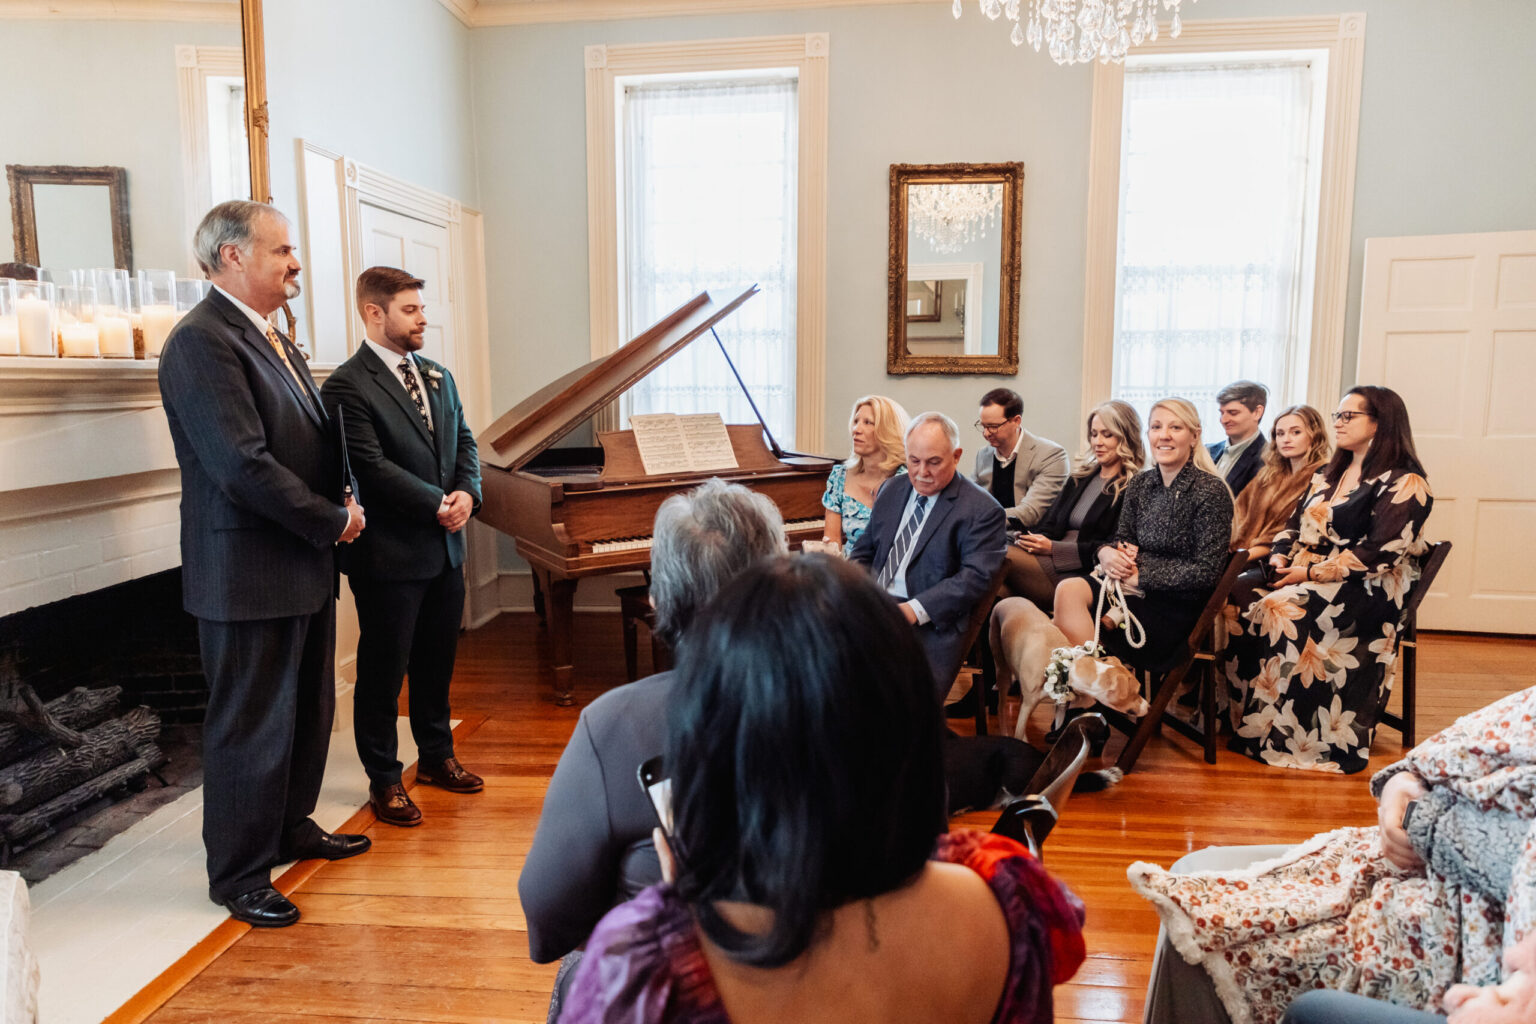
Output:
[423,365,443,391]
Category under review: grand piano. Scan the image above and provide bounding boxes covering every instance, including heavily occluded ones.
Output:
[475,286,834,705]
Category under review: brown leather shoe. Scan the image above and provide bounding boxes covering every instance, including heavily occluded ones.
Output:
[415,756,484,794]
[370,782,422,827]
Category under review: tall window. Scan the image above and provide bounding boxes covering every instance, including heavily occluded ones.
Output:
[619,74,799,446]
[1112,57,1325,432]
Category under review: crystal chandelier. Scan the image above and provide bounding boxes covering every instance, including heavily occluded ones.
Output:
[954,0,1197,66]
[907,183,1002,256]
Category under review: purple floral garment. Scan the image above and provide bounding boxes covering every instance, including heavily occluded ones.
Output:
[558,830,1086,1024]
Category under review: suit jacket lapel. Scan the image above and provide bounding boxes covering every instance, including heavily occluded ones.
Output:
[361,345,435,450]
[214,294,323,427]
[421,358,450,466]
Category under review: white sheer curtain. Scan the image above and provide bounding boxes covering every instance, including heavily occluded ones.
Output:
[622,76,799,446]
[1113,60,1316,435]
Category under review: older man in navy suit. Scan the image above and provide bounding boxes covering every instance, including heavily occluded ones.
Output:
[320,267,483,829]
[849,412,1007,698]
[159,201,371,928]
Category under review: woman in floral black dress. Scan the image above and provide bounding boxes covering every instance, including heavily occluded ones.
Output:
[1227,386,1433,774]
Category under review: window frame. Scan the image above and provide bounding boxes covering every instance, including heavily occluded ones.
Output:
[584,33,829,450]
[1080,13,1366,425]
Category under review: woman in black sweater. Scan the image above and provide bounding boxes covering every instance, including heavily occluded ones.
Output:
[1007,399,1144,611]
[1053,397,1234,670]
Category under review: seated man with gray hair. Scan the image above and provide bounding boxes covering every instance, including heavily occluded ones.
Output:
[518,477,786,968]
[849,412,1007,699]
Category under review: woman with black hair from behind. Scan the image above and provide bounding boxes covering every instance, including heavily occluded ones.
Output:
[558,555,1086,1024]
[1227,385,1433,774]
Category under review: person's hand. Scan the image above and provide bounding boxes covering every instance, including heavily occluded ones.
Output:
[339,497,365,543]
[899,602,918,625]
[1269,553,1288,570]
[1099,543,1136,580]
[1015,533,1052,555]
[1445,935,1536,1023]
[437,490,474,533]
[1377,771,1427,870]
[1123,568,1140,591]
[1272,564,1310,587]
[653,827,677,885]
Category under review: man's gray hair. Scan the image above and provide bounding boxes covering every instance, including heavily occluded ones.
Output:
[650,478,786,646]
[193,200,286,275]
[905,411,960,450]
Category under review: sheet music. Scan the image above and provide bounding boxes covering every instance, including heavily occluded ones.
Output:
[630,413,740,475]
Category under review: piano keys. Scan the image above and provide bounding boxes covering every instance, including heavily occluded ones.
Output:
[474,286,835,705]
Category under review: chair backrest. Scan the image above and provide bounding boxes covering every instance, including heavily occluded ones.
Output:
[990,711,1107,855]
[1401,541,1452,623]
[939,555,1010,687]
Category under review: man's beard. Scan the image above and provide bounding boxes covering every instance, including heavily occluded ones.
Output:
[386,327,424,352]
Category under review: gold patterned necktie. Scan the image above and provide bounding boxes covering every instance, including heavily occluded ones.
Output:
[265,326,307,393]
[398,356,432,434]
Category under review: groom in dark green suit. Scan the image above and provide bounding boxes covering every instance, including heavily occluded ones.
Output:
[321,267,483,828]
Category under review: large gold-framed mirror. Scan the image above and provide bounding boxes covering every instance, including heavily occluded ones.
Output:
[887,162,1023,375]
[0,0,269,278]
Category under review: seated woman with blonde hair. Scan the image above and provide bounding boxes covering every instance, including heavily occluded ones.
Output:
[1229,404,1331,562]
[560,555,1086,1024]
[1008,399,1143,611]
[1052,397,1233,671]
[821,395,910,550]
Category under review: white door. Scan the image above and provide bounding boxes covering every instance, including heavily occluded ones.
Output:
[358,201,457,372]
[1358,230,1536,634]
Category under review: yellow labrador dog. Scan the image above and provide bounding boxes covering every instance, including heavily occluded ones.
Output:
[989,596,1147,744]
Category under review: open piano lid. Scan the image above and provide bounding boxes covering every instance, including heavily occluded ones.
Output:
[477,286,760,472]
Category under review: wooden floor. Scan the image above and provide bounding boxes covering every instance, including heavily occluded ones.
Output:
[140,615,1535,1024]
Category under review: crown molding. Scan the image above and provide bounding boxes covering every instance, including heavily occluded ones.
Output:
[0,0,236,22]
[435,0,932,29]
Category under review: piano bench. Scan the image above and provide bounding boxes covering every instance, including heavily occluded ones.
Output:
[616,584,672,682]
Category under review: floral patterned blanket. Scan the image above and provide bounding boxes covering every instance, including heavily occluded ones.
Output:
[1128,685,1536,1024]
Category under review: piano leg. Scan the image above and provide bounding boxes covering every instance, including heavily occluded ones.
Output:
[532,566,578,707]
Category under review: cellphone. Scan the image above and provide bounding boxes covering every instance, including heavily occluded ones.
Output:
[636,755,673,836]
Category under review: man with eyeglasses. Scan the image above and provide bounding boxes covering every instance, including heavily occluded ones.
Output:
[971,387,1068,531]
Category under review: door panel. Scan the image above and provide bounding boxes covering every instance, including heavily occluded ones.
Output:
[358,201,456,372]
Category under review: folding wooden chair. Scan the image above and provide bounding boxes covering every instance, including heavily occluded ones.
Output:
[951,559,1009,736]
[1377,541,1452,748]
[991,712,1108,858]
[1100,548,1250,773]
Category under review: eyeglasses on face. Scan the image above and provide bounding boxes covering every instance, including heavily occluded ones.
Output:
[974,419,1012,435]
[1332,411,1375,424]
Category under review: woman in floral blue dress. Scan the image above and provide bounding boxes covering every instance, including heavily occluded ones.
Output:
[821,395,909,549]
[1226,386,1433,774]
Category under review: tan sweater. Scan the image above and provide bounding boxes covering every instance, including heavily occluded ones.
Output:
[1230,462,1319,560]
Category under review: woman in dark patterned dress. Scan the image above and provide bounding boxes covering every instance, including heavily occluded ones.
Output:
[1227,386,1433,774]
[1053,397,1234,671]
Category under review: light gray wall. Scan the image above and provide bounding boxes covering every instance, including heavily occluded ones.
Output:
[263,0,481,220]
[0,18,239,274]
[469,0,1536,461]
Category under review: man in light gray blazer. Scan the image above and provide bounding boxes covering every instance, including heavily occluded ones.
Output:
[971,387,1069,530]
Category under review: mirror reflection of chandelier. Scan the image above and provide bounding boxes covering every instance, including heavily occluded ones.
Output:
[953,0,1197,66]
[907,183,1002,256]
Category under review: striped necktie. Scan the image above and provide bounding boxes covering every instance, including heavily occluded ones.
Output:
[877,494,930,590]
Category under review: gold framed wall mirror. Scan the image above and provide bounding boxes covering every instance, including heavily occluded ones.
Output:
[887,162,1023,375]
[0,0,269,279]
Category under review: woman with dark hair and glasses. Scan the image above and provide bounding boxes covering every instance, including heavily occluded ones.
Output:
[1227,385,1433,774]
[559,555,1086,1024]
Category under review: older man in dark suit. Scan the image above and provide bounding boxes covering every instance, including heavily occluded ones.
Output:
[849,412,1007,698]
[320,267,483,828]
[159,200,370,928]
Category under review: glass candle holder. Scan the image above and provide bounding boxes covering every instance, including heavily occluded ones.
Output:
[125,276,145,358]
[139,269,177,358]
[92,268,134,358]
[0,279,19,356]
[15,280,57,356]
[58,283,101,358]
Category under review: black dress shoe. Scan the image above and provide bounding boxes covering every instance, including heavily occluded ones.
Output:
[282,830,371,862]
[214,886,300,927]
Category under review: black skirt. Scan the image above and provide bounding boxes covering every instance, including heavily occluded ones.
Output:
[1086,576,1207,672]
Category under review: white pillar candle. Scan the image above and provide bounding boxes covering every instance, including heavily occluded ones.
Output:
[142,304,178,357]
[16,297,54,356]
[0,315,19,355]
[97,314,133,357]
[59,322,101,358]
